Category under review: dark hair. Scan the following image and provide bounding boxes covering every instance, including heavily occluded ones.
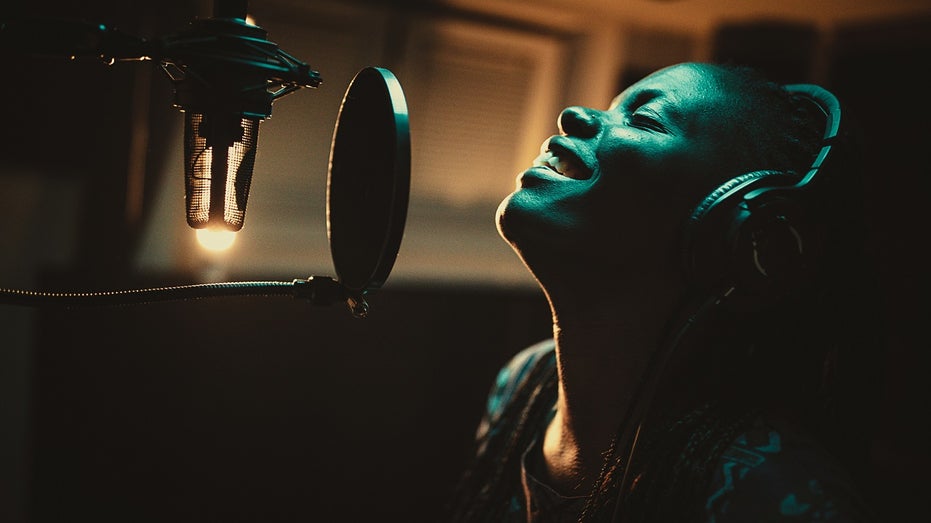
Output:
[612,65,881,522]
[706,63,825,176]
[445,63,881,522]
[608,65,879,522]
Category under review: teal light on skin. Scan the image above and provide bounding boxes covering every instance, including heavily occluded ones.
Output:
[490,63,770,498]
[496,63,744,294]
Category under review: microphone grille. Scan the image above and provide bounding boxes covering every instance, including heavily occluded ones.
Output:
[183,112,259,231]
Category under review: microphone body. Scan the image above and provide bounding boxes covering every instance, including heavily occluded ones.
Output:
[1,9,321,233]
[157,15,321,231]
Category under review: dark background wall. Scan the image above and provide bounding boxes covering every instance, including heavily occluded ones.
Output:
[25,281,552,522]
[711,17,931,521]
[1,1,928,522]
[827,17,930,521]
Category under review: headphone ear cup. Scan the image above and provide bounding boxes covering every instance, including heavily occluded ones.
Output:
[684,170,802,293]
[730,193,814,293]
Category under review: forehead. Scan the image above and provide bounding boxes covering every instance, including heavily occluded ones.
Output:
[609,63,727,113]
[610,63,743,144]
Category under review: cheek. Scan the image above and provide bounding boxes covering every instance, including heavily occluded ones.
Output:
[584,168,695,265]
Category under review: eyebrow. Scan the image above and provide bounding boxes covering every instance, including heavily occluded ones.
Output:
[629,88,662,107]
[615,88,686,129]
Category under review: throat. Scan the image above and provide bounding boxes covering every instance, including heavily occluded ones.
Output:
[540,407,619,497]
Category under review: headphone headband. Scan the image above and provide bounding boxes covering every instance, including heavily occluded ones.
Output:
[684,82,844,294]
[777,84,841,188]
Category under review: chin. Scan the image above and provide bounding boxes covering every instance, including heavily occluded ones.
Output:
[495,192,529,247]
[495,192,562,258]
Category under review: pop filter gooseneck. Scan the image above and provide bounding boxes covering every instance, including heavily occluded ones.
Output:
[0,67,411,317]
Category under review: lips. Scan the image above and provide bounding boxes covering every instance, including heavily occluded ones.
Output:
[531,138,591,180]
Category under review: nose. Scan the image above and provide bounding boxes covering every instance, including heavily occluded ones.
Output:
[558,106,600,138]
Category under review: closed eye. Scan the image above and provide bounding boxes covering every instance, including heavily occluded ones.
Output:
[629,112,666,132]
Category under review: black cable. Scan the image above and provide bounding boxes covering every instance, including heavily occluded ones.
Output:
[609,286,735,523]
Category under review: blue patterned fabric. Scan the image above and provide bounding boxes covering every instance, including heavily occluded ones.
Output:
[475,340,874,522]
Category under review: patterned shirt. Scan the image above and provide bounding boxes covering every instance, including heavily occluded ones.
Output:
[476,340,874,522]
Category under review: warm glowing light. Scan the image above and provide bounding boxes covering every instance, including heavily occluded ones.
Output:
[245,15,257,26]
[196,228,237,252]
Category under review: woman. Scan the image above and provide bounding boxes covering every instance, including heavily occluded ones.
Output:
[446,62,879,522]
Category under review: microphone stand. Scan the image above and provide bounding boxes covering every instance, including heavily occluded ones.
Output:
[0,1,378,319]
[0,277,371,317]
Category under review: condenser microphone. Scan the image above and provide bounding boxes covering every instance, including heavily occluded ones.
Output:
[0,1,322,233]
[155,2,322,232]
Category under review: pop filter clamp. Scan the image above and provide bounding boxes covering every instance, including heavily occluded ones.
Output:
[0,5,410,318]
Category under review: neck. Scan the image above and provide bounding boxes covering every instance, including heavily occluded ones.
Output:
[537,283,688,496]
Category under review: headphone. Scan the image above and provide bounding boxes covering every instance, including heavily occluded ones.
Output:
[612,83,845,522]
[682,83,843,296]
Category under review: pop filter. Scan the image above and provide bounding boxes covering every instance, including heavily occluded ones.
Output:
[327,67,410,300]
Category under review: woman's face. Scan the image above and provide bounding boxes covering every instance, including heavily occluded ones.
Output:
[496,62,748,283]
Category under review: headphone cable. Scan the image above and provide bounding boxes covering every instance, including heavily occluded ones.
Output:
[608,285,736,523]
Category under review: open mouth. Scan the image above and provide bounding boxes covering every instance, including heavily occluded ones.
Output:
[531,143,590,180]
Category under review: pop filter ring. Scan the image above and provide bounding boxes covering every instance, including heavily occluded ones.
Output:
[326,66,411,313]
